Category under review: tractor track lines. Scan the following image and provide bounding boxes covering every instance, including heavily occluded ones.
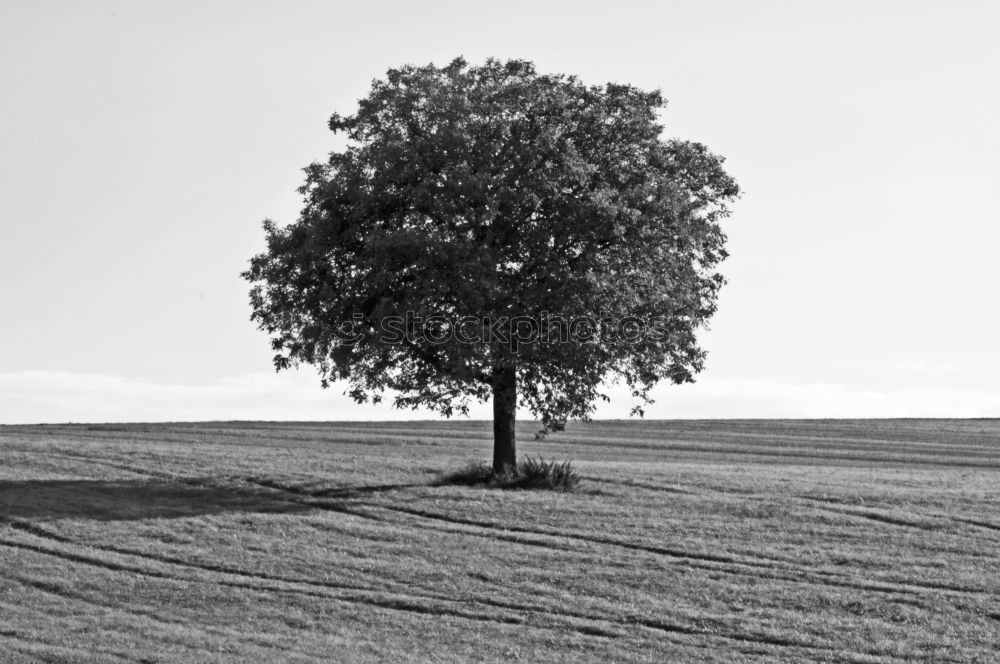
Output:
[12,448,180,480]
[0,516,657,644]
[1,518,902,659]
[360,503,988,599]
[950,516,1000,534]
[370,502,755,564]
[0,629,133,664]
[581,475,696,495]
[222,477,991,600]
[5,465,994,650]
[8,467,986,602]
[3,519,380,594]
[0,634,70,664]
[0,527,625,643]
[11,575,253,643]
[799,497,937,531]
[597,474,1000,546]
[797,498,1000,545]
[0,520,627,643]
[0,535,187,583]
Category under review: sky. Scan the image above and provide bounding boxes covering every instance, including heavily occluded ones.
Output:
[1,0,998,423]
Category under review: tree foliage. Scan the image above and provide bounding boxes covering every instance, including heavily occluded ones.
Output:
[243,57,739,436]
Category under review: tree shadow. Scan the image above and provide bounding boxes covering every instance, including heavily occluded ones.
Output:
[246,476,429,498]
[0,478,312,521]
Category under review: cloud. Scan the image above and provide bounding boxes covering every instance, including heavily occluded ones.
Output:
[0,370,483,424]
[0,372,997,425]
[593,379,1000,419]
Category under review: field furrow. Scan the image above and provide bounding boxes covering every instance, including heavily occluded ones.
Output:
[2,419,998,662]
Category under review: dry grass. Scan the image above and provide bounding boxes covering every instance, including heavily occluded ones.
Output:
[1,419,999,662]
[437,456,580,490]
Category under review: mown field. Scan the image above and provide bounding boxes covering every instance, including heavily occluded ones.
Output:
[1,419,999,663]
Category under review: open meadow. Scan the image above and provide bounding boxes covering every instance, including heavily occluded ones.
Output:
[1,419,999,663]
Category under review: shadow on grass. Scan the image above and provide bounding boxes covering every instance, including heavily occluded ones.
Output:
[247,477,428,499]
[0,464,586,522]
[434,463,495,487]
[0,479,310,521]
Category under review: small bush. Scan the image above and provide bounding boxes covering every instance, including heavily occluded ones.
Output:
[438,457,580,491]
[515,456,580,491]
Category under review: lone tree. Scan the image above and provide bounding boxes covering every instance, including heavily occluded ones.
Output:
[243,57,738,474]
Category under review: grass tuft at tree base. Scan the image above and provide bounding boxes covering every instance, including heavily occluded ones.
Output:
[439,456,581,491]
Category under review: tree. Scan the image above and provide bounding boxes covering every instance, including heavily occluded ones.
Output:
[243,57,739,474]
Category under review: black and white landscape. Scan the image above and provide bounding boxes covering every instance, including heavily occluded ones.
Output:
[2,2,998,662]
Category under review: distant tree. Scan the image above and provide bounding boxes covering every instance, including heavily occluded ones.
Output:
[243,57,739,474]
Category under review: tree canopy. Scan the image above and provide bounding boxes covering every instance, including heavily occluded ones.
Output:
[243,57,739,472]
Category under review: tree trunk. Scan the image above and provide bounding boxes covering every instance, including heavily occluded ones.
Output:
[492,366,517,475]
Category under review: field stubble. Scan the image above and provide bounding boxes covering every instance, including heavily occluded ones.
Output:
[1,419,998,663]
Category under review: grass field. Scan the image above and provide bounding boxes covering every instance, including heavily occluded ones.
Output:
[1,419,999,663]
